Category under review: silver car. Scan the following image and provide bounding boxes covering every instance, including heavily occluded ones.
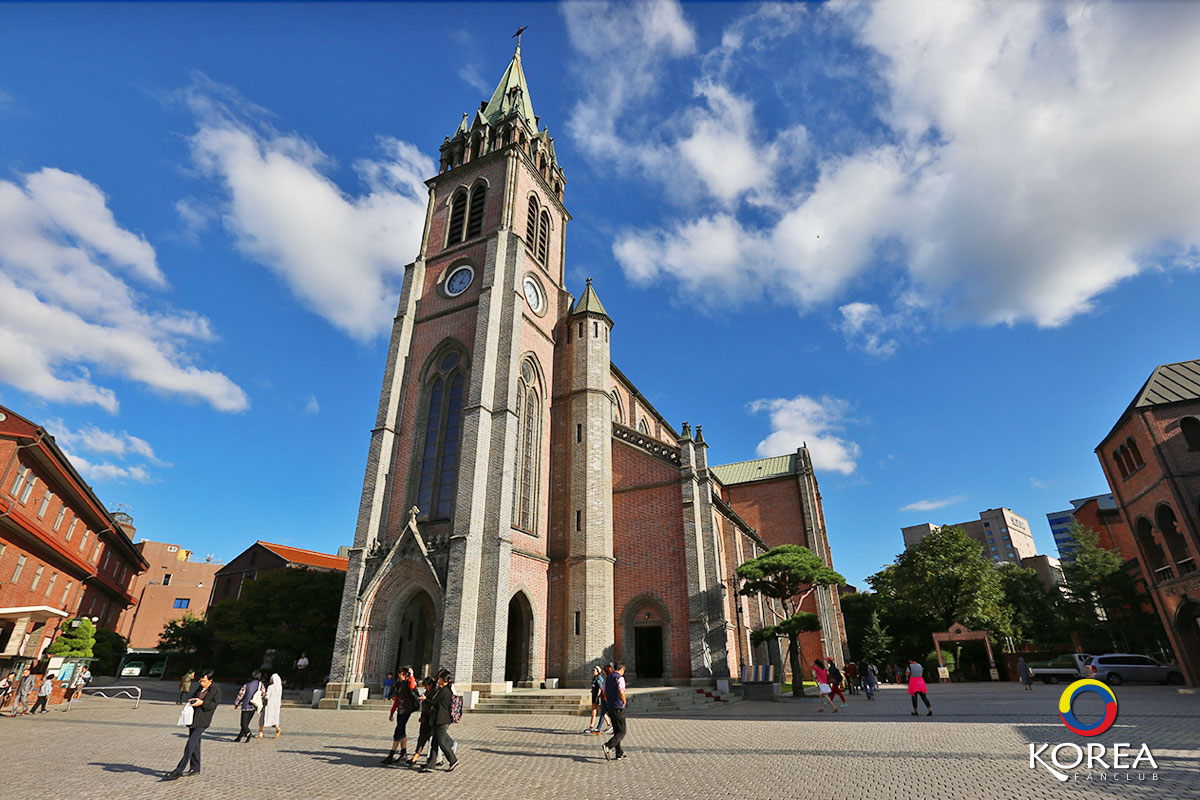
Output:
[1087,653,1184,685]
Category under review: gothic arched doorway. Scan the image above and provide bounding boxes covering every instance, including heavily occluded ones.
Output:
[505,592,534,683]
[621,595,672,683]
[1174,598,1200,687]
[395,590,436,679]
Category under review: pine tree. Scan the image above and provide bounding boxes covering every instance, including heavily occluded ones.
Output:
[46,618,96,657]
[860,611,893,664]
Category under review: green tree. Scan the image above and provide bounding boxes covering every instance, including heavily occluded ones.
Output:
[206,567,345,679]
[91,628,128,675]
[839,592,878,659]
[46,618,96,657]
[860,611,894,664]
[736,545,845,697]
[1061,521,1122,622]
[159,614,216,664]
[996,563,1068,648]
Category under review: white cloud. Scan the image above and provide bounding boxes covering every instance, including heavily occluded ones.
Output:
[581,1,1200,350]
[0,168,248,413]
[304,395,320,415]
[180,77,434,341]
[1029,476,1051,490]
[748,394,861,475]
[900,495,966,512]
[838,293,924,359]
[44,420,167,484]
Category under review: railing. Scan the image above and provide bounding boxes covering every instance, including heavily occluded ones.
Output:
[1177,558,1197,576]
[1153,565,1175,584]
[65,685,142,711]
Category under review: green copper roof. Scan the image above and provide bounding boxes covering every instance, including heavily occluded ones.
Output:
[711,454,797,486]
[482,46,537,129]
[570,279,609,318]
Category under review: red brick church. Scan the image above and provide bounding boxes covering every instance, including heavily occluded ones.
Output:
[328,47,845,694]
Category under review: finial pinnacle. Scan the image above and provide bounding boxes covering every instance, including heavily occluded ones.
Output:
[586,277,592,286]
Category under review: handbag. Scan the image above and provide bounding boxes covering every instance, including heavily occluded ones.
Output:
[250,690,263,710]
[177,704,194,726]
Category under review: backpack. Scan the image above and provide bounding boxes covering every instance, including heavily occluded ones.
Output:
[449,692,463,724]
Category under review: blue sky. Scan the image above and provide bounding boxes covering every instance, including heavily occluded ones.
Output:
[2,1,1198,588]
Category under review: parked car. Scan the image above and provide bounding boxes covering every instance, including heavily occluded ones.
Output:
[1088,654,1184,685]
[1028,653,1093,684]
[120,661,145,677]
[148,662,165,677]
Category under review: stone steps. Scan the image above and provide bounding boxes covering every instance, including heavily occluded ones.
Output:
[304,686,740,714]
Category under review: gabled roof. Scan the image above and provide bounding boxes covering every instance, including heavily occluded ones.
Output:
[257,541,348,572]
[570,278,609,319]
[711,454,798,486]
[1130,359,1200,409]
[482,46,537,129]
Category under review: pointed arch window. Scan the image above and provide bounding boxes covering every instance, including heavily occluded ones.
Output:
[446,191,468,246]
[1183,417,1200,451]
[465,182,487,239]
[637,418,650,435]
[525,195,540,260]
[1125,436,1144,467]
[511,359,542,531]
[611,391,623,424]
[416,350,468,519]
[537,210,550,265]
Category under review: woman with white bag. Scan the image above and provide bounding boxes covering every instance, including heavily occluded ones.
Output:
[258,672,283,739]
[233,671,266,742]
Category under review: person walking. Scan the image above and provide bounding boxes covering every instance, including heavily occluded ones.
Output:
[382,666,418,764]
[233,671,265,742]
[601,662,628,760]
[845,660,859,695]
[826,659,848,707]
[68,668,87,705]
[165,669,220,779]
[258,672,283,739]
[0,671,14,712]
[406,677,437,767]
[1017,657,1034,691]
[382,672,396,701]
[30,673,54,713]
[11,669,36,717]
[587,665,607,734]
[811,659,837,713]
[178,669,194,704]
[420,671,459,772]
[907,658,932,716]
[860,659,877,700]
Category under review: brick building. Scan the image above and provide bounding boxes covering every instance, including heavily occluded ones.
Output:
[0,405,146,676]
[116,538,221,649]
[328,48,846,695]
[1097,359,1200,685]
[210,541,347,609]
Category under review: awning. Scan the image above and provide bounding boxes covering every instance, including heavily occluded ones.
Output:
[0,606,69,624]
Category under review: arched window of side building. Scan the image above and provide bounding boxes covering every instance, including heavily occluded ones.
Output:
[446,190,468,246]
[511,358,542,531]
[416,349,468,519]
[1181,417,1200,451]
[1126,436,1145,468]
[465,181,487,239]
[1112,449,1128,479]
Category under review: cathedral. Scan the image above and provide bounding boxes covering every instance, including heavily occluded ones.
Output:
[327,47,846,695]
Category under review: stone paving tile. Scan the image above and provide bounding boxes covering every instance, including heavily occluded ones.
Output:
[2,684,1196,800]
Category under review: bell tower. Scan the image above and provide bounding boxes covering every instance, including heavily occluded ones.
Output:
[330,44,571,695]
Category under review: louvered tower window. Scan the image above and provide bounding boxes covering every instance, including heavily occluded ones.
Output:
[465,183,487,239]
[447,191,467,245]
[526,196,539,258]
[511,359,542,531]
[537,210,549,264]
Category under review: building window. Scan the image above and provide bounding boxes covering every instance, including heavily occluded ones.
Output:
[638,418,650,435]
[66,519,77,541]
[53,506,66,531]
[1113,448,1129,479]
[37,491,52,518]
[464,182,486,239]
[525,195,540,260]
[173,598,190,609]
[101,551,111,571]
[611,391,623,424]
[61,581,72,607]
[9,465,31,497]
[1126,437,1144,468]
[1182,417,1200,451]
[91,543,102,563]
[18,476,37,504]
[446,190,468,245]
[30,564,43,590]
[163,573,172,586]
[12,555,26,584]
[537,210,550,265]
[45,572,57,599]
[511,358,542,531]
[415,350,467,519]
[79,529,89,551]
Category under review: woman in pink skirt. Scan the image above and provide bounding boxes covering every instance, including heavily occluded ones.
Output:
[811,659,838,713]
[906,658,932,716]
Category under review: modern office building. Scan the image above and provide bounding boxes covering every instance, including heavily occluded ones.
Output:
[902,507,1037,564]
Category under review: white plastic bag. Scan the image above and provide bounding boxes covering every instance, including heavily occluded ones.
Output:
[177,704,194,726]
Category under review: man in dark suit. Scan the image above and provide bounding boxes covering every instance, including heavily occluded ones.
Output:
[165,669,220,779]
[419,670,459,772]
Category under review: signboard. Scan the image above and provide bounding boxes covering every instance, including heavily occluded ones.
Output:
[937,666,950,680]
[989,668,1000,681]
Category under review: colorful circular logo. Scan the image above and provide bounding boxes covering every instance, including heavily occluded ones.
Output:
[1059,679,1118,737]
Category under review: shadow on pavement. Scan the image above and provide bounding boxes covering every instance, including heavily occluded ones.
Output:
[472,745,599,765]
[87,762,167,778]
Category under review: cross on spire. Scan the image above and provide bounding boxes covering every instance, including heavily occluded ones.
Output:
[512,25,527,49]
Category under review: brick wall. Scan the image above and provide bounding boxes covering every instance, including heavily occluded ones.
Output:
[724,477,807,549]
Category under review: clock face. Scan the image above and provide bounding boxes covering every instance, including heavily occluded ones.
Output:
[445,266,473,296]
[523,276,544,313]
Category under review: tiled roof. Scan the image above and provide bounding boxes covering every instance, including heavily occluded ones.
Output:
[711,454,797,486]
[570,278,609,318]
[481,46,537,129]
[258,542,348,572]
[1132,359,1200,408]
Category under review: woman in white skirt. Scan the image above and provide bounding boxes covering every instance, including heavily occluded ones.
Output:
[258,672,284,738]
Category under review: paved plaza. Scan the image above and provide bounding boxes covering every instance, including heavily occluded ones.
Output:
[4,682,1197,800]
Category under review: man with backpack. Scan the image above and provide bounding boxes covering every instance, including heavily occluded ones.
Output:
[420,670,459,773]
[601,662,628,761]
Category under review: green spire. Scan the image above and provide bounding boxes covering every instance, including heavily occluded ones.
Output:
[570,278,610,319]
[482,46,537,129]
